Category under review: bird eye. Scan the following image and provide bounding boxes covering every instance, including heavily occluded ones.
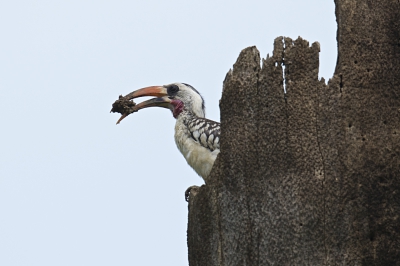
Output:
[167,84,179,96]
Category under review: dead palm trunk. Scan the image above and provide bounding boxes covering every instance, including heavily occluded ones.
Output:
[187,0,400,265]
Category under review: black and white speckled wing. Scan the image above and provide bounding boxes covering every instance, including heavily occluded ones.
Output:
[187,118,220,151]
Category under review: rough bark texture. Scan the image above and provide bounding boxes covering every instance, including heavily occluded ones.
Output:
[187,0,400,265]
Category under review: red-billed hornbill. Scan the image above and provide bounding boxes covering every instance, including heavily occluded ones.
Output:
[116,83,220,200]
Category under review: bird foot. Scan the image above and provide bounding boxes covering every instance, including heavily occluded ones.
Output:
[185,185,200,202]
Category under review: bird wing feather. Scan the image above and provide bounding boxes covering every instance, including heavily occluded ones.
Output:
[187,118,220,151]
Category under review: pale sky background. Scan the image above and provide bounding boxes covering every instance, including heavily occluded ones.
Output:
[0,1,336,265]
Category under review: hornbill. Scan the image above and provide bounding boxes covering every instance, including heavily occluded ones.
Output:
[115,83,220,200]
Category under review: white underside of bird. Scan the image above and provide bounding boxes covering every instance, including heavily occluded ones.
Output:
[174,115,220,180]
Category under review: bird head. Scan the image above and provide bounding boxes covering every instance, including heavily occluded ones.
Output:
[116,83,205,124]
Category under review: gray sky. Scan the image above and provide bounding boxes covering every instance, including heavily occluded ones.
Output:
[0,1,336,265]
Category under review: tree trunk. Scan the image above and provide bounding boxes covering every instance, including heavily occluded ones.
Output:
[187,0,400,265]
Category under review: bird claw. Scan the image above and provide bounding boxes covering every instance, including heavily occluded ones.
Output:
[185,185,200,202]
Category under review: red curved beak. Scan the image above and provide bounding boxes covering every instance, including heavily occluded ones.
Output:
[115,86,171,124]
[116,96,173,124]
[124,86,168,100]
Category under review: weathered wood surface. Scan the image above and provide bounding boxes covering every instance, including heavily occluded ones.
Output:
[187,0,400,265]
